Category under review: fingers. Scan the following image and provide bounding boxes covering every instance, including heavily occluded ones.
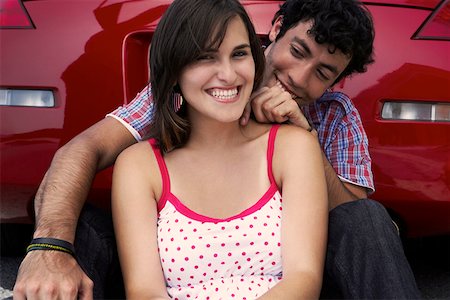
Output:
[283,102,311,129]
[250,87,271,123]
[12,281,26,300]
[37,282,61,300]
[251,85,308,126]
[251,86,290,123]
[78,276,94,300]
[249,85,315,132]
[240,101,252,126]
[13,251,91,300]
[15,277,71,299]
[270,99,302,124]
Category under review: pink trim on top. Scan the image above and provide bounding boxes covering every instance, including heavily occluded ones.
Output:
[165,185,279,223]
[267,124,280,185]
[153,124,282,223]
[149,139,170,211]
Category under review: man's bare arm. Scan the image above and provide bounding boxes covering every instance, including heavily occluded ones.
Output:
[14,117,137,300]
[34,117,137,240]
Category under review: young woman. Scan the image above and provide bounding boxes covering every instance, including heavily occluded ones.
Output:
[111,0,328,299]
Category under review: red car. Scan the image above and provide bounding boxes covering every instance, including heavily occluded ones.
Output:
[1,0,449,240]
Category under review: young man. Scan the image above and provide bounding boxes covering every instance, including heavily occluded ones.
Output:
[14,0,420,299]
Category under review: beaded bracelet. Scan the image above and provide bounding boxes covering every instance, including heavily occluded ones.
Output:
[26,238,76,257]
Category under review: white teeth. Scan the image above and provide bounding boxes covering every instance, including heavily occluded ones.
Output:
[276,79,297,100]
[211,88,238,99]
[276,80,286,92]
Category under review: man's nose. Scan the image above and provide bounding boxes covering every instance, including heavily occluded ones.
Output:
[289,65,312,90]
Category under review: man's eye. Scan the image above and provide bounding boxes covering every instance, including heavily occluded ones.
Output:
[290,44,304,58]
[317,70,331,81]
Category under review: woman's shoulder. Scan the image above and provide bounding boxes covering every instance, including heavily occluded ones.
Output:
[242,120,272,139]
[115,140,156,172]
[277,123,313,138]
[275,124,320,154]
[118,140,153,159]
[270,124,323,189]
[243,121,317,148]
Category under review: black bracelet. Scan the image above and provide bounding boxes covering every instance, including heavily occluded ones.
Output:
[27,237,76,257]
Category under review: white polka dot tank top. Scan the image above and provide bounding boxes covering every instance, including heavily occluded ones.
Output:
[149,124,283,300]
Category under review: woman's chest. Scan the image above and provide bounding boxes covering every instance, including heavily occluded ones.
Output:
[157,193,283,285]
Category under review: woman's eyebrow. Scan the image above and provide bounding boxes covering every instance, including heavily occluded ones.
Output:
[234,43,251,50]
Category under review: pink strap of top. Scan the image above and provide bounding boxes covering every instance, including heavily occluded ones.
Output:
[149,124,281,208]
[149,139,170,211]
[266,124,280,184]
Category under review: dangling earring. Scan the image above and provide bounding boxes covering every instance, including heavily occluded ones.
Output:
[172,84,183,112]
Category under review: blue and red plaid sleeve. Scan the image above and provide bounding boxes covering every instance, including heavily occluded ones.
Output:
[106,85,154,141]
[326,105,374,192]
[304,92,375,193]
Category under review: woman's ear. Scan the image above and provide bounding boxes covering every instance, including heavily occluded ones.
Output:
[173,83,181,94]
[268,16,283,42]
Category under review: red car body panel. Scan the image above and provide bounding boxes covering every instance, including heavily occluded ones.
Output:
[1,0,449,237]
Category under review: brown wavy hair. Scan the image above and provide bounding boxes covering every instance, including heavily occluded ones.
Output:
[148,0,265,153]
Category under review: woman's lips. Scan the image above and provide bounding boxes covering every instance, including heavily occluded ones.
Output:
[208,87,239,103]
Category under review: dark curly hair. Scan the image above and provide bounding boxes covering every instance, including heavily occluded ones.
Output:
[273,0,375,84]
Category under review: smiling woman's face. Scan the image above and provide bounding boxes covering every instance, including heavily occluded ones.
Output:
[178,16,255,123]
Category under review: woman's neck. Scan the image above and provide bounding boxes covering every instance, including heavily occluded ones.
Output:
[186,117,257,151]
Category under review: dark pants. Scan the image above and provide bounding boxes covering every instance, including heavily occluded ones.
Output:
[75,199,421,299]
[75,205,125,299]
[320,199,421,299]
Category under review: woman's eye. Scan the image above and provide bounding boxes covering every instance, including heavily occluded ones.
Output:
[233,50,249,58]
[197,54,214,61]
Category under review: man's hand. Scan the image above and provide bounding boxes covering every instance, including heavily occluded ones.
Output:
[13,251,93,300]
[240,85,311,130]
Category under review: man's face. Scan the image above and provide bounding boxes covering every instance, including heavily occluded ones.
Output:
[263,17,351,106]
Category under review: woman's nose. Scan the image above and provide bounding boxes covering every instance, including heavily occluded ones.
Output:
[216,60,237,83]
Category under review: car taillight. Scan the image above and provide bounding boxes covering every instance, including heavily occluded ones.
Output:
[381,101,450,122]
[0,89,54,107]
[414,0,450,40]
[0,0,34,29]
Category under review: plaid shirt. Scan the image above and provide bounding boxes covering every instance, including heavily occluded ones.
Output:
[303,91,374,192]
[108,86,374,192]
